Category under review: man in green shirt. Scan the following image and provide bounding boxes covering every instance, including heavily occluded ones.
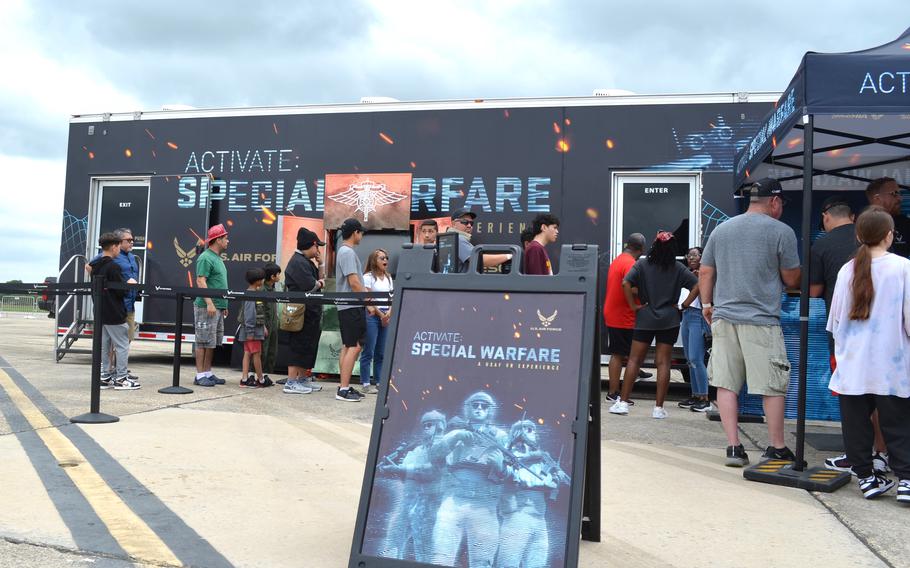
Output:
[193,224,230,387]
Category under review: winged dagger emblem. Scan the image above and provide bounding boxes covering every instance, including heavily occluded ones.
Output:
[174,238,198,268]
[537,309,558,327]
[327,179,407,222]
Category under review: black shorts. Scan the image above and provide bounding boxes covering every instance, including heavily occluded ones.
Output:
[338,308,366,348]
[606,327,633,356]
[632,327,680,346]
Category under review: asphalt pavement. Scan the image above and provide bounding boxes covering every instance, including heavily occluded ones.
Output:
[0,316,906,568]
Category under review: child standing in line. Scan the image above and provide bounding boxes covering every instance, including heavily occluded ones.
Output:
[827,206,910,502]
[261,262,283,377]
[237,268,272,388]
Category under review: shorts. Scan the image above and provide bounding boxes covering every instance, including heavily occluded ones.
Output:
[632,327,680,346]
[243,339,262,354]
[606,327,633,356]
[708,319,790,396]
[126,311,136,341]
[338,308,366,348]
[193,306,224,349]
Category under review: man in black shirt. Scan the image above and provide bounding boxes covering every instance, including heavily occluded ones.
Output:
[809,196,856,316]
[866,177,910,257]
[811,195,890,475]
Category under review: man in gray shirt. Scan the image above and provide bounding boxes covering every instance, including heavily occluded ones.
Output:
[335,218,366,402]
[699,178,801,467]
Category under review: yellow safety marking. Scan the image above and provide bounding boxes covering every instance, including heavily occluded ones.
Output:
[0,369,180,566]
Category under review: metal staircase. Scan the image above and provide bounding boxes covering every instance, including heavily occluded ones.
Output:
[54,255,92,362]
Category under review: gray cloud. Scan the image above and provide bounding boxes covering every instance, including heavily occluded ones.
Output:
[4,0,909,161]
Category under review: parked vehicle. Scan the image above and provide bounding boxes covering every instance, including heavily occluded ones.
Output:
[38,276,57,317]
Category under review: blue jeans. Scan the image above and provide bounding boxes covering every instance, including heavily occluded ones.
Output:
[681,308,710,397]
[360,314,388,386]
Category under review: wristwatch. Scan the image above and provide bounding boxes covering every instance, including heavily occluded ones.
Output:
[702,303,713,308]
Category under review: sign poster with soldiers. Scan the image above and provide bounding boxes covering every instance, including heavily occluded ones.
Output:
[358,288,585,567]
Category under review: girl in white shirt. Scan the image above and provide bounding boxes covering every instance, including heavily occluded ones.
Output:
[827,206,910,502]
[360,249,394,394]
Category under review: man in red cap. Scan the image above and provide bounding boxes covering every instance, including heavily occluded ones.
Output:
[193,224,230,387]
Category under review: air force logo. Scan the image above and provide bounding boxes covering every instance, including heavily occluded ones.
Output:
[174,238,198,268]
[537,309,558,327]
[327,179,407,222]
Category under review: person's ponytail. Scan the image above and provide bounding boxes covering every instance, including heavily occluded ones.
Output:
[849,244,873,320]
[849,206,894,321]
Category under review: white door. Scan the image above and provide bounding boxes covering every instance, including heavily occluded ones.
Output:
[88,178,150,323]
[610,171,702,259]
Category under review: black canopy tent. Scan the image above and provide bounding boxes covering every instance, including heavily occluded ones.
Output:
[734,27,910,473]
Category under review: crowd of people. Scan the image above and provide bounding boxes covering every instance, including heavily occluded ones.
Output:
[601,176,909,504]
[179,209,561,403]
[88,175,909,502]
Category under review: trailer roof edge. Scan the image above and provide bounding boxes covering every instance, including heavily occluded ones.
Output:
[69,91,782,123]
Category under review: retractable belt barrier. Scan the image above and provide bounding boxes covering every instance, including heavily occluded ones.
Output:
[0,279,391,425]
[0,282,392,306]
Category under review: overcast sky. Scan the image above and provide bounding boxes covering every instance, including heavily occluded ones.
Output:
[0,0,906,282]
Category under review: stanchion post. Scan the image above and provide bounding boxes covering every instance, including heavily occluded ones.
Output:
[71,275,119,424]
[160,292,193,395]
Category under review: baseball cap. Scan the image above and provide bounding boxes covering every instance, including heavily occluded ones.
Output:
[340,218,364,237]
[450,209,477,221]
[207,223,228,242]
[297,228,325,250]
[736,177,785,201]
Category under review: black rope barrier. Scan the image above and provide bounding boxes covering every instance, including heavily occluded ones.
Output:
[0,280,393,421]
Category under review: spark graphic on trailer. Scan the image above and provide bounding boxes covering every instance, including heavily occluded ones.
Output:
[327,179,408,222]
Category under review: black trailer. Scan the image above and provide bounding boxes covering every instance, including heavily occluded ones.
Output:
[55,92,776,364]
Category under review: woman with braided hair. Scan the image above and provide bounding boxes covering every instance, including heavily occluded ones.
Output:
[609,231,699,419]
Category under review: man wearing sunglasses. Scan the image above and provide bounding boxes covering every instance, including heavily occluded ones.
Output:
[446,209,513,273]
[113,228,141,342]
[865,177,910,258]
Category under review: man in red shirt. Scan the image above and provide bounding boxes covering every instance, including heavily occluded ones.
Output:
[524,214,559,275]
[604,233,646,401]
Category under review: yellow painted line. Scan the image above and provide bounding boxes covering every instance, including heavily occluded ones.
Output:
[0,369,180,566]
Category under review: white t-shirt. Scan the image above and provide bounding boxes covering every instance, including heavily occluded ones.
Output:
[827,253,910,397]
[363,272,393,314]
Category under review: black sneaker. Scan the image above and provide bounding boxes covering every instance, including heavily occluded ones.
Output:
[725,444,749,467]
[690,400,713,412]
[348,386,365,398]
[638,370,653,379]
[762,446,796,462]
[258,376,274,388]
[210,374,226,385]
[336,387,362,402]
[677,397,698,409]
[606,392,634,405]
[239,377,259,388]
[858,473,895,499]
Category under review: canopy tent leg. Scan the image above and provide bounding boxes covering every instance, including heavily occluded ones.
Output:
[743,114,850,492]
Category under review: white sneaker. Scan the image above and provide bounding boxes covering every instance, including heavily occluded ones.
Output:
[609,400,629,415]
[652,406,668,419]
